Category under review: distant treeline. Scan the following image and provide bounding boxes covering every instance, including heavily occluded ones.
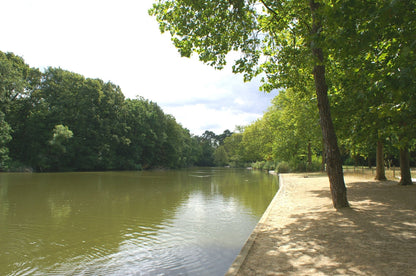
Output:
[0,51,231,172]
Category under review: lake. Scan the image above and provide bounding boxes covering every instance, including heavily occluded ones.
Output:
[0,168,278,275]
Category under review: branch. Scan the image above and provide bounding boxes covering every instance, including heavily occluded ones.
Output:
[259,0,280,19]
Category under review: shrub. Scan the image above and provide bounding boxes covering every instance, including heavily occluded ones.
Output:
[276,161,290,173]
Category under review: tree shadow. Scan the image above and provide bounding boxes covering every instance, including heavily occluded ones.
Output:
[239,180,416,275]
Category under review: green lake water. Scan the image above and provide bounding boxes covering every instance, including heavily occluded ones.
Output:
[0,168,278,275]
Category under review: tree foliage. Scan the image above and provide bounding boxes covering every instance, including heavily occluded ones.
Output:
[323,0,416,184]
[150,0,352,208]
[150,0,416,197]
[0,52,241,172]
[0,51,205,171]
[0,111,11,170]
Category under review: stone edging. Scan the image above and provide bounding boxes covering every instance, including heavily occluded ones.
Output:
[225,174,285,275]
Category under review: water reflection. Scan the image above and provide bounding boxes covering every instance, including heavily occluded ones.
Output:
[0,168,278,275]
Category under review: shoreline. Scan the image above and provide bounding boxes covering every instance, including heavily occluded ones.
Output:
[226,174,285,275]
[226,173,416,275]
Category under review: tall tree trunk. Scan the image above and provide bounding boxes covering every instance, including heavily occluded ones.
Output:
[310,0,349,209]
[321,139,326,172]
[352,148,359,168]
[367,154,372,169]
[307,141,312,171]
[375,140,387,180]
[399,146,413,186]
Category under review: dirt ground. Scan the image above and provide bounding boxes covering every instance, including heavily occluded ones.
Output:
[226,173,416,276]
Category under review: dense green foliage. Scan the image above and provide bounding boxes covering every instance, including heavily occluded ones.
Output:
[0,51,216,172]
[213,87,324,172]
[213,78,415,173]
[150,0,352,208]
[151,0,415,191]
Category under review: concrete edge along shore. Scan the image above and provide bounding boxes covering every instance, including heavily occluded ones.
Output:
[225,173,284,276]
[225,173,416,275]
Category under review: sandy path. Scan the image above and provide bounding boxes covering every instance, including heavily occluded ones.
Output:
[227,173,416,276]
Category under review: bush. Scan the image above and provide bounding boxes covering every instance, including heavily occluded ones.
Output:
[309,159,322,172]
[228,161,248,168]
[250,160,277,171]
[249,158,321,173]
[276,161,290,173]
[251,161,264,169]
[6,160,33,172]
[288,158,322,172]
[264,160,277,170]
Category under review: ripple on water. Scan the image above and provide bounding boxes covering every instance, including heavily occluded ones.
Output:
[3,205,254,276]
[1,169,277,276]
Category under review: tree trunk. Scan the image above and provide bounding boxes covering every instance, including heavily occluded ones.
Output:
[367,154,372,169]
[321,139,326,172]
[399,146,413,185]
[353,149,358,168]
[310,0,349,209]
[375,140,387,180]
[307,141,312,171]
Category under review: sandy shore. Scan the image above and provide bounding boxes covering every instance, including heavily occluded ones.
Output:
[226,173,416,276]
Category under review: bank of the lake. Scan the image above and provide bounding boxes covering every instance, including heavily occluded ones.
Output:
[227,173,416,275]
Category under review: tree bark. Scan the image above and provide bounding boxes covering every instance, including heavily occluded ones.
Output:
[367,154,372,169]
[399,146,413,185]
[375,140,387,180]
[321,139,326,172]
[307,141,312,171]
[310,0,349,209]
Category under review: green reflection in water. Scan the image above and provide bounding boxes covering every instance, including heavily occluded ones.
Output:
[0,168,278,275]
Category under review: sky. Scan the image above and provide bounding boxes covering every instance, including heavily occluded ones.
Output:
[1,0,277,135]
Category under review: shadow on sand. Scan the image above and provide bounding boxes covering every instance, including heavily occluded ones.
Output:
[239,178,416,275]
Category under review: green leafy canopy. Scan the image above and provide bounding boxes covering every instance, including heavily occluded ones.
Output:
[149,0,314,92]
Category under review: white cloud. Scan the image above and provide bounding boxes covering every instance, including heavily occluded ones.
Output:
[0,0,276,135]
[163,104,262,135]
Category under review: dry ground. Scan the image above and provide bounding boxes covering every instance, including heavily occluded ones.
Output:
[227,173,416,276]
